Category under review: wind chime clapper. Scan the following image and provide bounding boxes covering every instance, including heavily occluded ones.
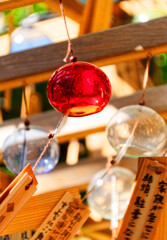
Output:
[0,164,38,234]
[116,156,167,240]
[19,85,30,172]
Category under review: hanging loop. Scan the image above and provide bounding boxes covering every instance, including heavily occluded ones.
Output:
[59,0,76,62]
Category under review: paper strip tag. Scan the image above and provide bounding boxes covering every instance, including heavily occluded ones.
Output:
[0,164,38,234]
[31,192,90,240]
[116,157,167,240]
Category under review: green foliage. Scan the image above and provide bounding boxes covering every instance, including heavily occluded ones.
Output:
[0,165,16,176]
[3,3,49,28]
[33,3,48,14]
[12,7,28,26]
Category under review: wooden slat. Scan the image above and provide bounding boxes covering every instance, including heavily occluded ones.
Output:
[4,89,12,111]
[79,0,113,34]
[35,156,107,194]
[110,84,167,113]
[1,17,167,90]
[0,85,167,144]
[57,126,106,144]
[1,187,79,235]
[0,0,44,12]
[79,0,94,35]
[89,0,113,33]
[45,0,83,23]
[0,0,83,23]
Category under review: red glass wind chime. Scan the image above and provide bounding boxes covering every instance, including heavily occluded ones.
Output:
[0,0,112,235]
[47,0,112,117]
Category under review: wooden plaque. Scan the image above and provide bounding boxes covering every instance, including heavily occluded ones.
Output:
[0,164,38,234]
[31,192,90,240]
[117,157,167,240]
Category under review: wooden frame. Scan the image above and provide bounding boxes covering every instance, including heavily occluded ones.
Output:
[0,17,167,91]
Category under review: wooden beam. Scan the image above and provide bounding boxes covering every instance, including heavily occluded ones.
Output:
[90,0,113,32]
[0,85,167,144]
[0,0,44,12]
[45,0,83,23]
[79,0,113,34]
[35,157,106,194]
[79,0,94,35]
[1,17,167,91]
[49,85,167,142]
[0,0,83,23]
[110,85,167,113]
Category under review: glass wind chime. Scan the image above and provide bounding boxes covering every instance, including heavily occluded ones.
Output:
[46,0,111,118]
[86,55,167,239]
[106,56,167,159]
[2,10,55,175]
[2,86,59,175]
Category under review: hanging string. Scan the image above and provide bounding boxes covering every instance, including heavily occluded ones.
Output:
[110,174,118,240]
[33,0,76,172]
[139,54,152,106]
[81,120,138,202]
[20,130,27,171]
[32,136,54,172]
[59,0,76,62]
[22,85,29,124]
[163,150,167,157]
[20,85,30,171]
[33,113,68,171]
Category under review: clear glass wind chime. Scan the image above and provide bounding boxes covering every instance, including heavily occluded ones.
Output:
[86,54,167,239]
[2,86,59,175]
